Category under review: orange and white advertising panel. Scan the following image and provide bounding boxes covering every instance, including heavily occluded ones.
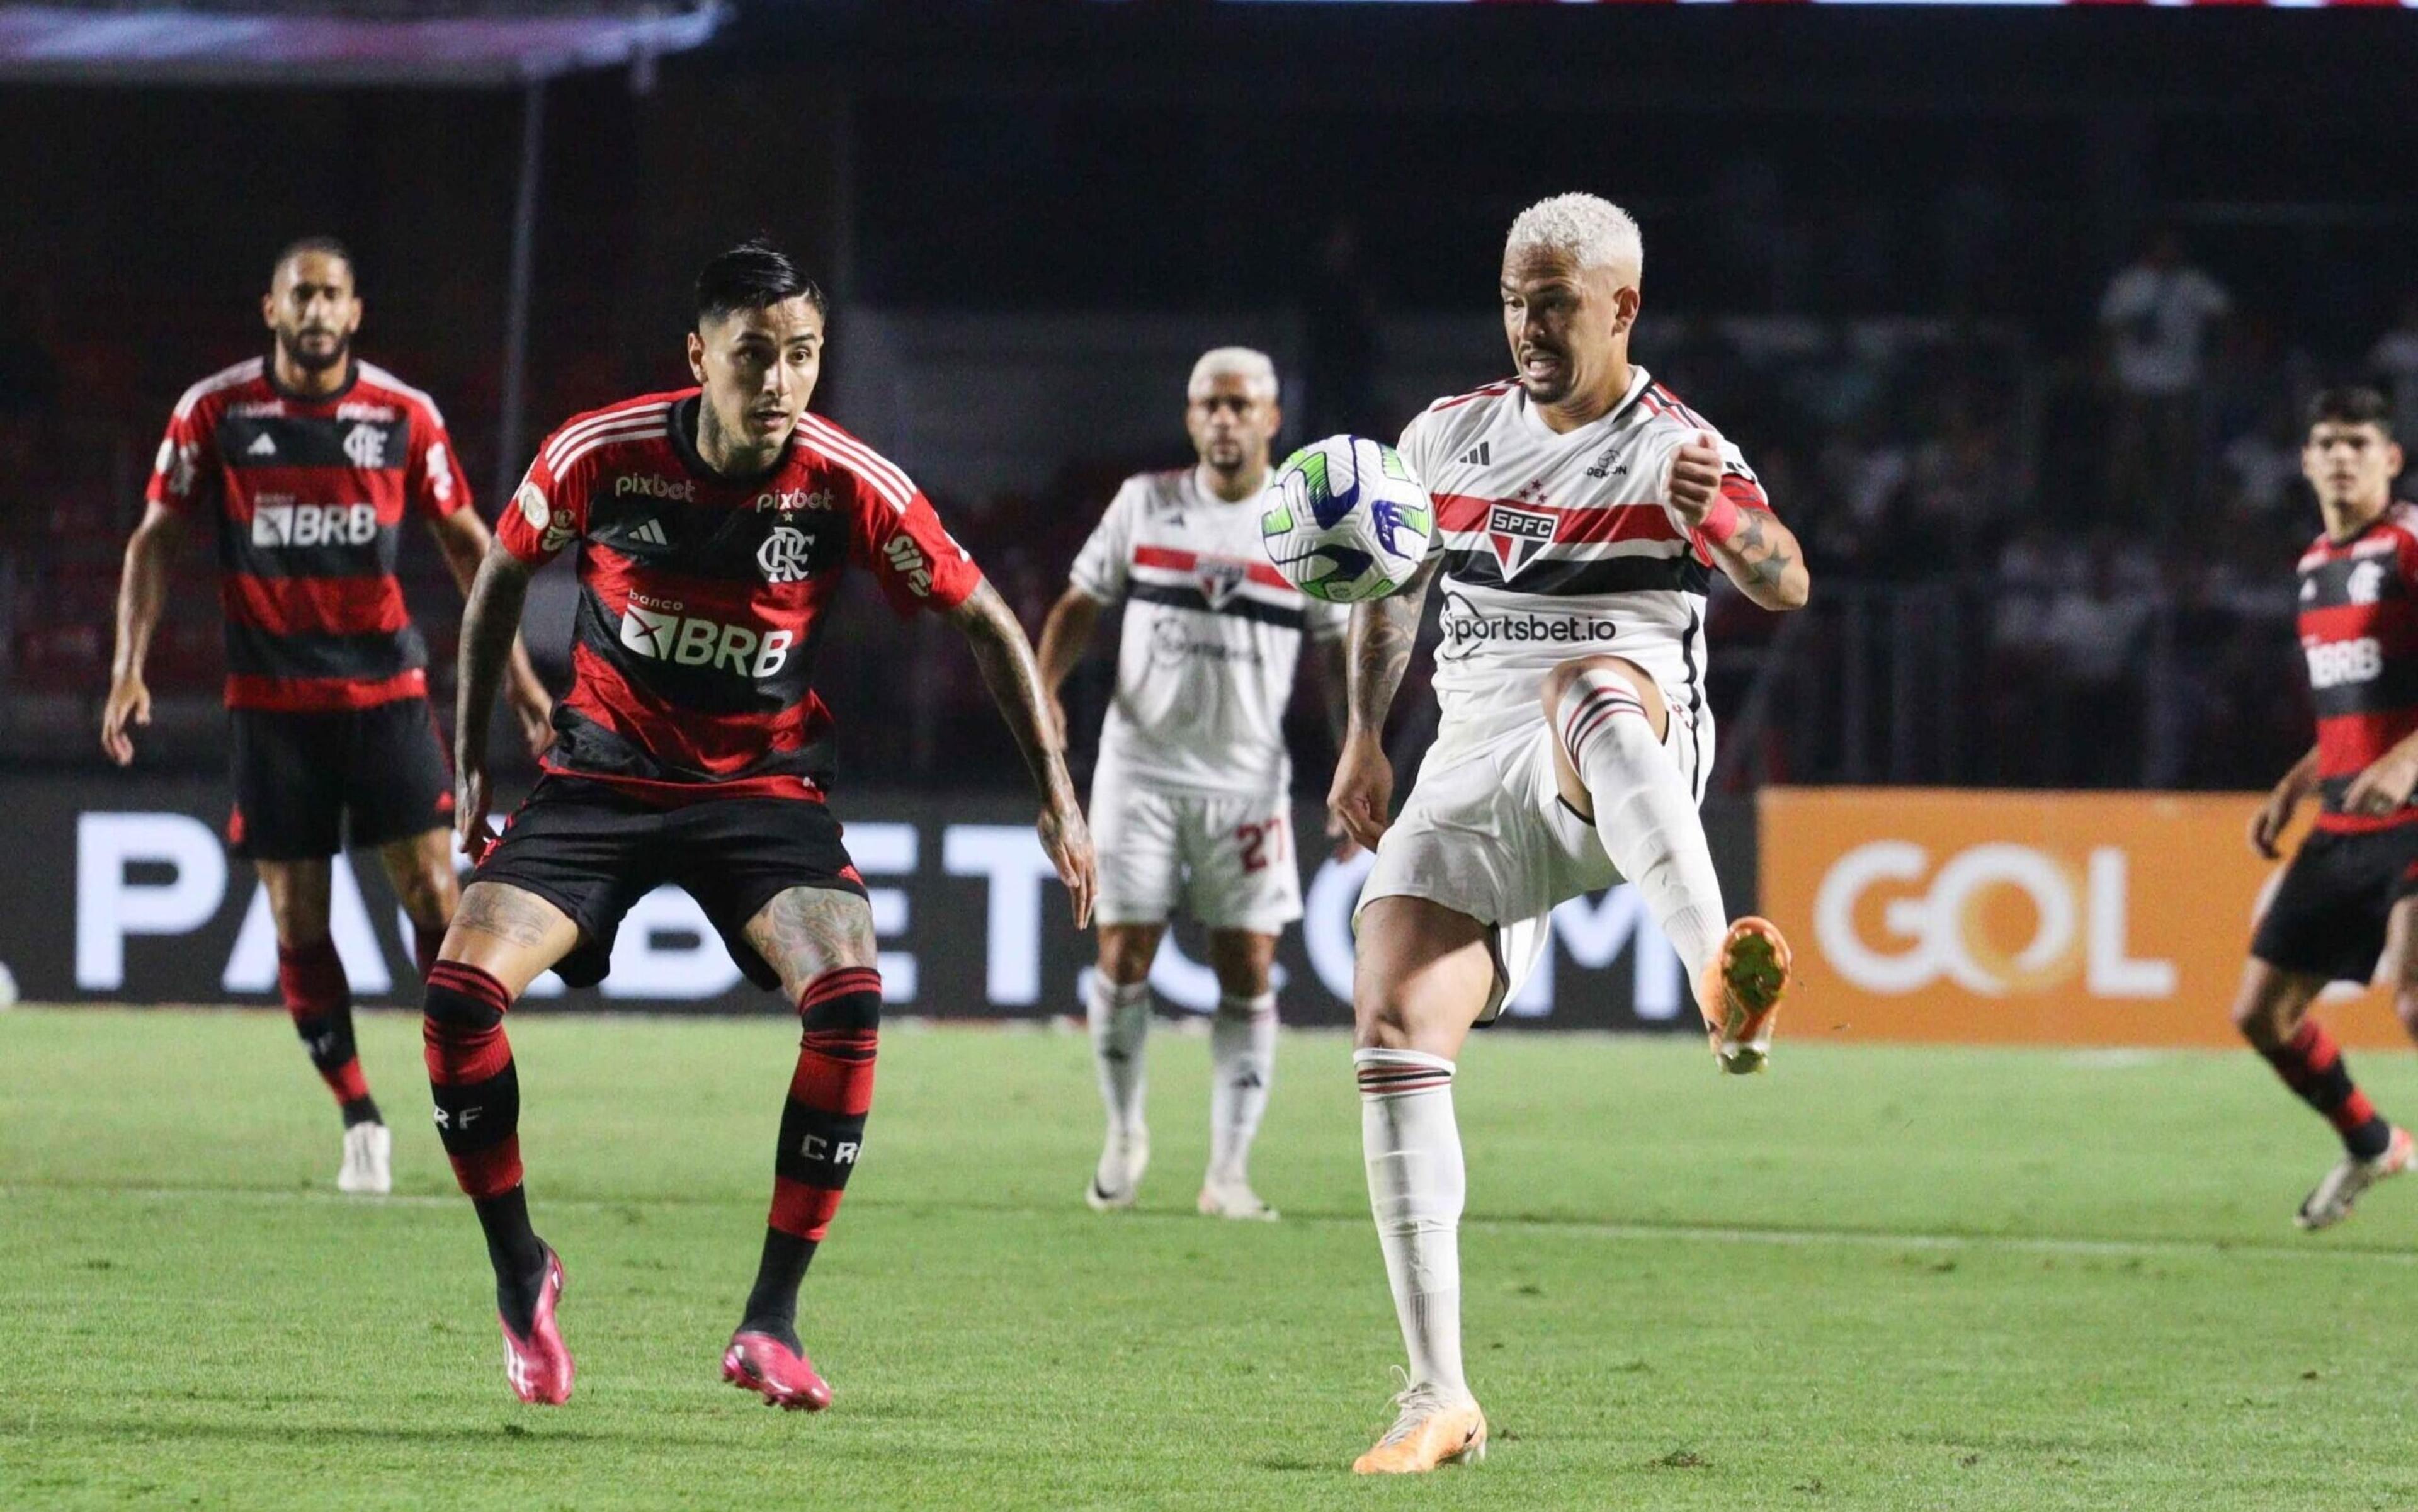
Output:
[1758,788,2406,1049]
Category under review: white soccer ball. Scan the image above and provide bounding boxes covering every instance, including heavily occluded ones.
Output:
[1258,435,1434,603]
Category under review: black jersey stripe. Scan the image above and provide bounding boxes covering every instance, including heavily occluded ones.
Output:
[1126,580,1308,630]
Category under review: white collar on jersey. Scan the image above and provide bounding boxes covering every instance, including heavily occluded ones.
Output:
[1511,364,1654,445]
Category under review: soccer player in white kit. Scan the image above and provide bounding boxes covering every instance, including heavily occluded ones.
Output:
[1036,348,1349,1220]
[1329,196,1810,1474]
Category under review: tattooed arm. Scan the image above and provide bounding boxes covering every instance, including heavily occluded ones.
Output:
[454,540,538,857]
[1327,555,1441,850]
[948,577,1098,928]
[1666,431,1811,612]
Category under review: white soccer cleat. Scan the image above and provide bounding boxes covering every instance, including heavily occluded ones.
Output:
[1086,1129,1149,1212]
[1353,1380,1489,1475]
[2296,1125,2414,1231]
[1196,1174,1279,1222]
[338,1121,392,1195]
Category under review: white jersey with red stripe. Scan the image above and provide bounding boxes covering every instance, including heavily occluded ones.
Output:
[1399,365,1760,773]
[1070,466,1347,796]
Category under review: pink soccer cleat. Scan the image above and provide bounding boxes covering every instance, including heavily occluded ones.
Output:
[500,1249,574,1405]
[722,1330,834,1411]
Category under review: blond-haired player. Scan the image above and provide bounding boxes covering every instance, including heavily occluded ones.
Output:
[1038,348,1348,1220]
[1329,195,1809,1473]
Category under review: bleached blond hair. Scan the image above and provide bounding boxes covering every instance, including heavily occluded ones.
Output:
[1188,346,1279,401]
[1504,193,1643,285]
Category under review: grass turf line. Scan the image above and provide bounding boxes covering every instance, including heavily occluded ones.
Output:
[4,1006,2417,1510]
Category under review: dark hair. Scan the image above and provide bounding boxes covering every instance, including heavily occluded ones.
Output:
[695,237,826,326]
[2308,386,2393,439]
[273,235,355,283]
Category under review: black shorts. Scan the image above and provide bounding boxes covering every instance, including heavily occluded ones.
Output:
[227,697,453,861]
[470,773,865,992]
[2250,824,2418,984]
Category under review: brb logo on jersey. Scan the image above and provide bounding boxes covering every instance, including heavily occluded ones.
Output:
[251,500,378,549]
[2307,637,2383,690]
[619,598,795,678]
[1486,503,1556,577]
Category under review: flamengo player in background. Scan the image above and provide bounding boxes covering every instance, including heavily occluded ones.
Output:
[429,241,1094,1409]
[1327,196,1808,1474]
[2236,387,2418,1229]
[1035,348,1348,1222]
[103,237,552,1197]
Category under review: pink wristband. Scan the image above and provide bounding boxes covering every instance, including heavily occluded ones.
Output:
[1698,494,1743,547]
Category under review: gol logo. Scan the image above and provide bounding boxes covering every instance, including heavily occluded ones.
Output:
[1813,841,2174,998]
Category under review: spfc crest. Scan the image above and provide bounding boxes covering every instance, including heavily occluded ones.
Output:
[1195,555,1250,610]
[1486,503,1556,578]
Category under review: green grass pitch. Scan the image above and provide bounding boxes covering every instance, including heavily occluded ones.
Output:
[6,1005,2418,1510]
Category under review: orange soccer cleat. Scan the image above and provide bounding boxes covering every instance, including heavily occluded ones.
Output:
[1352,1383,1489,1475]
[1698,916,1793,1074]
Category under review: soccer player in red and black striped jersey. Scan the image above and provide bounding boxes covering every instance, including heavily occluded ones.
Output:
[104,237,553,1196]
[424,240,1096,1407]
[2237,387,2418,1230]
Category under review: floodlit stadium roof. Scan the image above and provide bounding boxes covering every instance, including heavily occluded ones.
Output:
[0,1,725,84]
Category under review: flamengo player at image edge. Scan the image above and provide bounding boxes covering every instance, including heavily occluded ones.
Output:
[102,237,552,1197]
[1035,348,1350,1222]
[429,241,1096,1408]
[2235,386,2418,1230]
[1328,195,1808,1474]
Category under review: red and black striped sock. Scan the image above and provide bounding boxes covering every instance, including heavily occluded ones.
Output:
[278,938,378,1127]
[424,960,547,1331]
[744,966,881,1346]
[2259,1019,2393,1160]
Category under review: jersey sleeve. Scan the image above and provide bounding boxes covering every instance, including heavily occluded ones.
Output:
[496,426,590,566]
[144,399,219,517]
[406,401,469,519]
[1068,479,1141,603]
[848,472,982,617]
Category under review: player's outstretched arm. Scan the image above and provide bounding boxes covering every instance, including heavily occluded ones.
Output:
[2249,746,2320,859]
[2344,734,2418,826]
[453,540,538,859]
[949,578,1098,928]
[1033,586,1104,747]
[102,502,185,766]
[1667,432,1810,612]
[428,508,554,757]
[1329,556,1439,851]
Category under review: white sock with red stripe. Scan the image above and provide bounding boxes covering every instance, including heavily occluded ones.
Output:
[1088,975,1152,1140]
[1209,991,1277,1184]
[1355,1047,1467,1397]
[1554,668,1727,979]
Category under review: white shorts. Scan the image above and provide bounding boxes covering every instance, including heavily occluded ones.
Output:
[1090,762,1303,935]
[1356,705,1708,1021]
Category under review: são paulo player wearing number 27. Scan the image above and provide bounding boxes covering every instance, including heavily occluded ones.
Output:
[1035,348,1350,1223]
[423,241,1094,1410]
[1327,195,1810,1474]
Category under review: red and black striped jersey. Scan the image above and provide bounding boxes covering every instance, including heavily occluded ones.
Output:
[499,390,981,804]
[144,356,467,712]
[2296,501,2418,833]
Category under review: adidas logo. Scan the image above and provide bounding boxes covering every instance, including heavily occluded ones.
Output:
[630,518,668,547]
[247,433,277,457]
[1457,442,1491,467]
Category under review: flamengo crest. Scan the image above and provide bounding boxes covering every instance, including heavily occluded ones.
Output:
[758,525,813,584]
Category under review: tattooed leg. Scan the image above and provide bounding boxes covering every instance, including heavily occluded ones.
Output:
[441,881,581,996]
[742,885,879,1003]
[730,884,885,1384]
